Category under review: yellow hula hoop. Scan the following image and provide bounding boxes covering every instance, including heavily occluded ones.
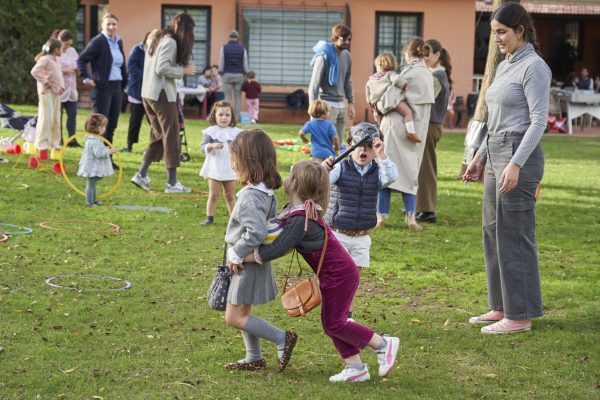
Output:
[60,133,123,199]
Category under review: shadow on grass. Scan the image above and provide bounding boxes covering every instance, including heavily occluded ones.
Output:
[538,315,600,334]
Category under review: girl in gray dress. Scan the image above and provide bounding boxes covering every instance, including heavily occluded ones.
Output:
[223,129,297,372]
[77,114,119,206]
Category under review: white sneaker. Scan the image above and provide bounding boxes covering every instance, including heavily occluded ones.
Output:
[329,364,370,383]
[164,181,192,193]
[347,317,355,323]
[376,336,399,377]
[131,173,151,191]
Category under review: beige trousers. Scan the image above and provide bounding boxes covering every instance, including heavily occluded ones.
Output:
[34,92,61,150]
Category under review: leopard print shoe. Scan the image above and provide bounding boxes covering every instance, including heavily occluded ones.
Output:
[277,331,298,372]
[224,359,266,371]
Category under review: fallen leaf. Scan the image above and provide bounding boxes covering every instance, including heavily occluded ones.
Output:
[411,319,421,324]
[444,319,450,327]
[59,365,79,373]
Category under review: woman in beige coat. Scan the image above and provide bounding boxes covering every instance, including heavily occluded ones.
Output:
[372,38,434,230]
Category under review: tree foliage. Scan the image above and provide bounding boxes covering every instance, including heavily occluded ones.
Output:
[0,0,77,103]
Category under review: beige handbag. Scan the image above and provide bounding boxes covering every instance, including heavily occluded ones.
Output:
[280,229,327,317]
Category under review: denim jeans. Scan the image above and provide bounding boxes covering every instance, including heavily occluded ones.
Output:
[377,188,417,216]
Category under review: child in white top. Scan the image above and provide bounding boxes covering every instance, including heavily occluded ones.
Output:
[30,38,64,156]
[199,101,242,225]
[77,114,119,206]
[224,129,297,373]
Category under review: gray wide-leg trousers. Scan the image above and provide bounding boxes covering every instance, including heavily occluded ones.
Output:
[482,132,544,320]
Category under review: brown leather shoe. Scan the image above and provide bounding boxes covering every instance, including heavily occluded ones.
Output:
[277,331,298,372]
[224,359,266,371]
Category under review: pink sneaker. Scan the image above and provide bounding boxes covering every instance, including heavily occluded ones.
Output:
[481,318,531,334]
[468,310,504,325]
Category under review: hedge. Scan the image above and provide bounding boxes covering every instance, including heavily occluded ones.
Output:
[0,0,77,104]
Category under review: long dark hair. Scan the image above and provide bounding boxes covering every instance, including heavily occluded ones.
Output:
[426,39,453,88]
[148,12,195,65]
[491,2,540,54]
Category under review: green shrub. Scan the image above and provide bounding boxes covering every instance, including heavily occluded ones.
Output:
[0,0,77,103]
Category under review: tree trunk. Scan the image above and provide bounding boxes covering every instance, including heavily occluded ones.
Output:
[459,0,519,177]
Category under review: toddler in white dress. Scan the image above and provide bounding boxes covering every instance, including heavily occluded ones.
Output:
[199,101,242,225]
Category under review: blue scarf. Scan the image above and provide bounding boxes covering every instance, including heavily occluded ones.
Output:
[310,41,338,86]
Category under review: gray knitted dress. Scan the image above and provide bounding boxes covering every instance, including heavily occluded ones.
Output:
[225,186,277,305]
[77,136,114,178]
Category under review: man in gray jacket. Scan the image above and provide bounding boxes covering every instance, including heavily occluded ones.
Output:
[308,24,355,144]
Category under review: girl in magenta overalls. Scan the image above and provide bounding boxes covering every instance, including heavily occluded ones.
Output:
[244,160,400,382]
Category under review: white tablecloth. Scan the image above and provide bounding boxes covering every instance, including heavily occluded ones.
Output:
[566,90,600,135]
[176,81,207,104]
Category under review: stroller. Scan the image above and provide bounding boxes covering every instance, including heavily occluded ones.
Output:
[0,102,36,150]
[176,95,191,162]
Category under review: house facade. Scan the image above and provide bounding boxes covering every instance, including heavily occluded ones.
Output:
[78,0,475,122]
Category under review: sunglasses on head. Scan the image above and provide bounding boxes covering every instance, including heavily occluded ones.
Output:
[337,35,351,42]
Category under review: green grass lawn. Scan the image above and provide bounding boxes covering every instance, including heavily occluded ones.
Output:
[1,105,599,399]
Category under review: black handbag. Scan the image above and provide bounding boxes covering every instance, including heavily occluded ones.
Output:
[207,244,232,311]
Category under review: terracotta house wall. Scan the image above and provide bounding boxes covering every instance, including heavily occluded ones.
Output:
[350,0,474,117]
[100,0,476,123]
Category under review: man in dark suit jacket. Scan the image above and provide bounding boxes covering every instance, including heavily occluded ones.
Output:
[77,13,127,144]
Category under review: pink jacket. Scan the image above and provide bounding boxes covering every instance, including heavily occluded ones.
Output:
[59,47,79,102]
[31,55,64,95]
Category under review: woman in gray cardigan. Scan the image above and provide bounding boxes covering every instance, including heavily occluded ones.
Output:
[463,3,551,334]
[130,13,197,193]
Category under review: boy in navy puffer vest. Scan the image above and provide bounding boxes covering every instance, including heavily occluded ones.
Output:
[322,123,398,320]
